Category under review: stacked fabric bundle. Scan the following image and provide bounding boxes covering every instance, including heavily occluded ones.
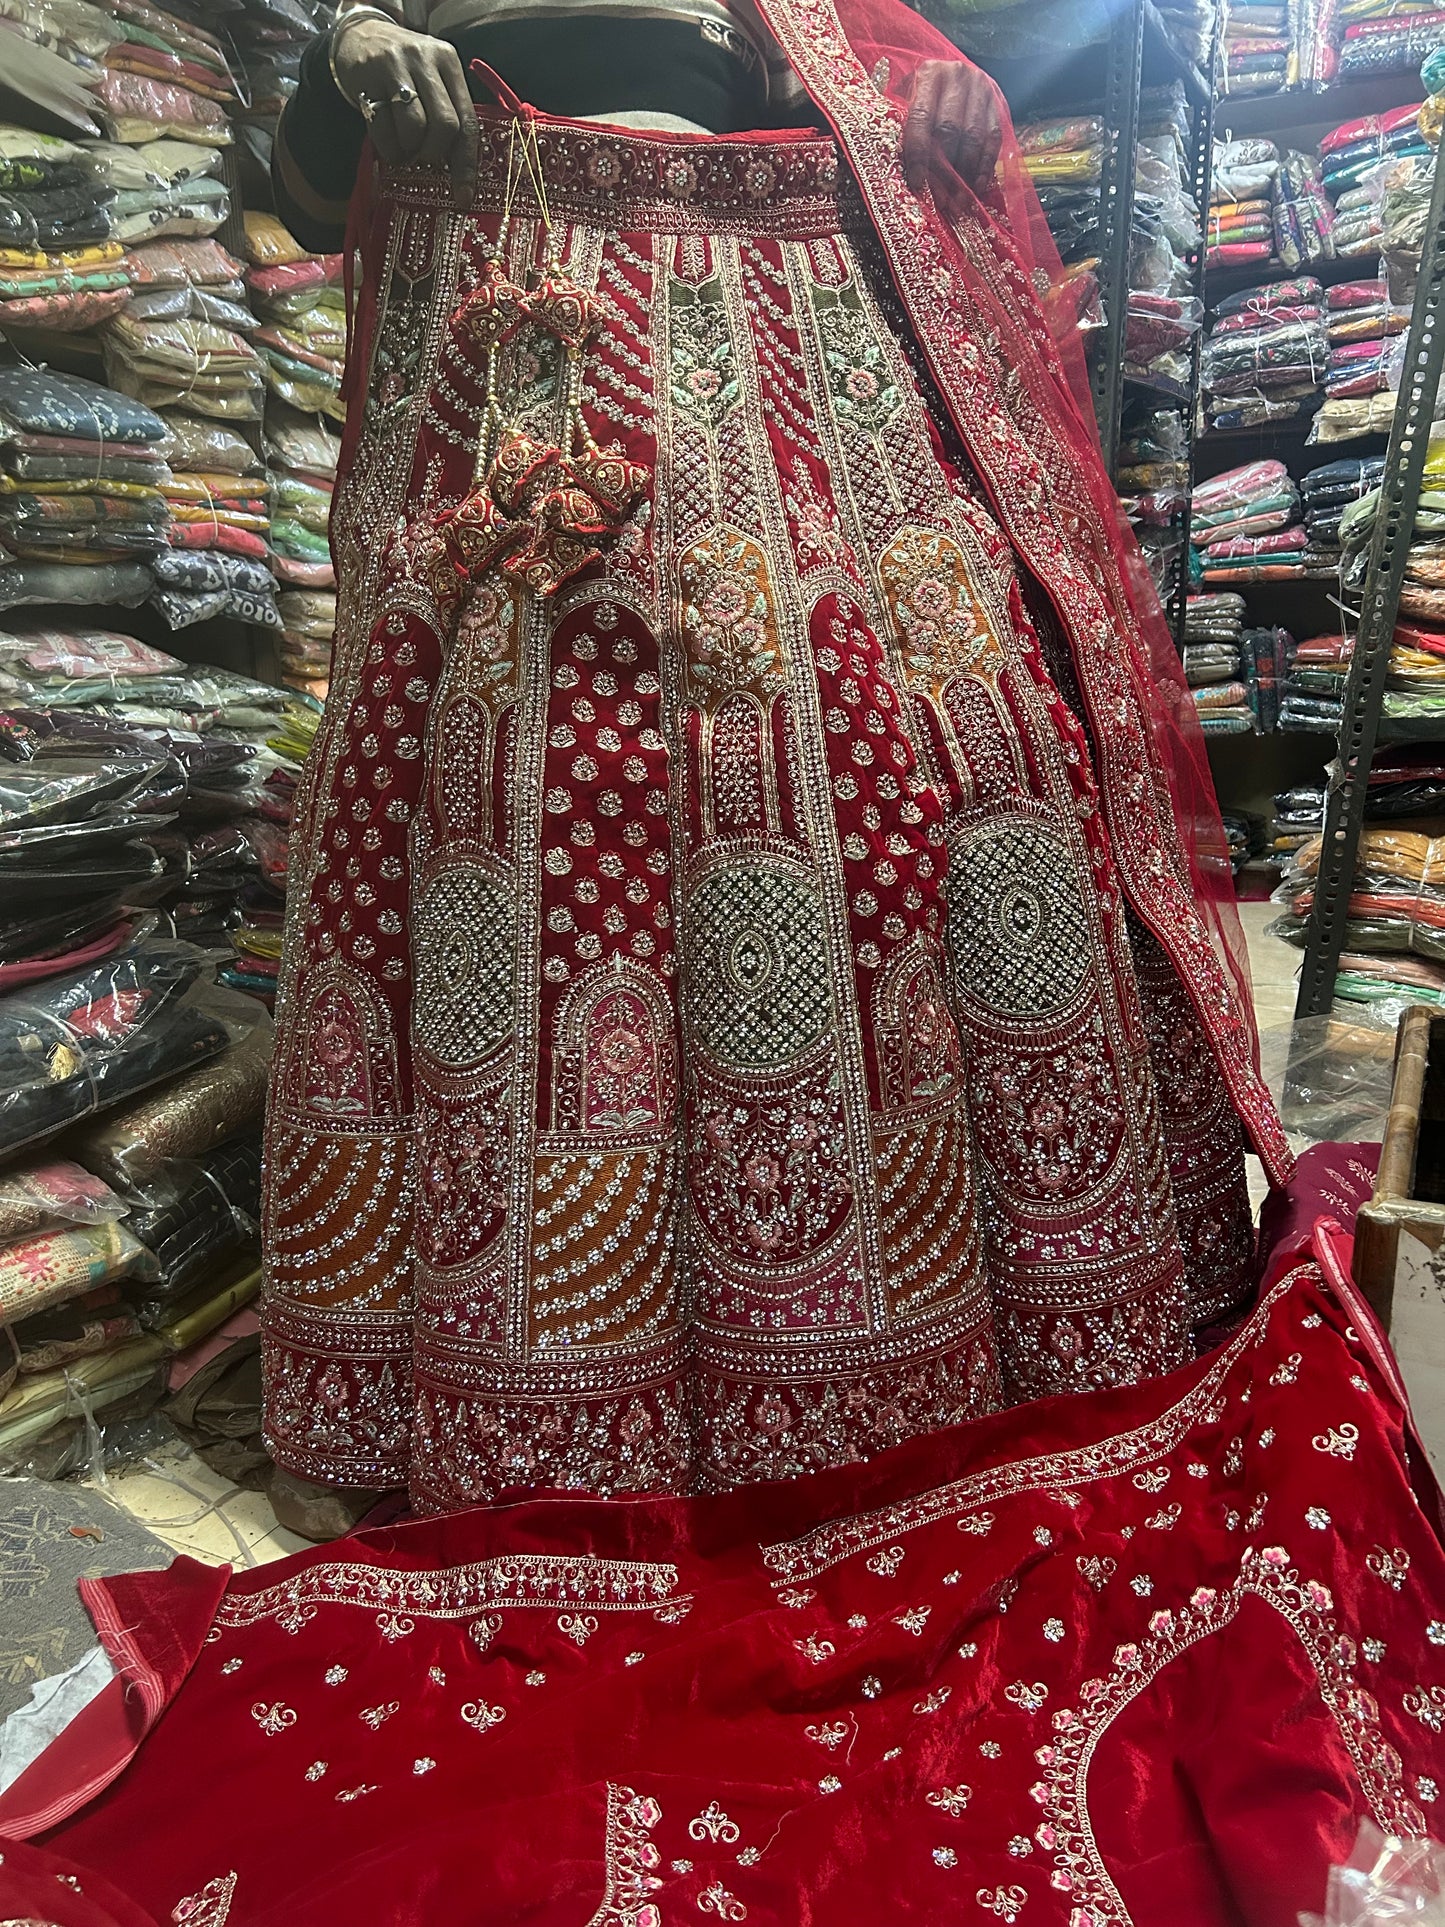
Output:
[1319,102,1427,201]
[1206,190,1274,271]
[1279,629,1352,729]
[1275,822,1445,964]
[1220,0,1290,92]
[1185,619,1255,731]
[249,222,345,691]
[0,367,169,613]
[0,992,272,1468]
[228,0,327,192]
[218,693,319,1007]
[94,2,236,150]
[1380,148,1438,293]
[246,213,346,423]
[1122,292,1201,402]
[0,1159,146,1406]
[1202,278,1327,430]
[1337,3,1445,77]
[1241,624,1293,728]
[0,128,129,334]
[101,291,266,424]
[1300,452,1386,570]
[1271,150,1336,268]
[85,134,228,247]
[1190,458,1308,583]
[151,414,281,633]
[1287,0,1341,87]
[1272,780,1326,859]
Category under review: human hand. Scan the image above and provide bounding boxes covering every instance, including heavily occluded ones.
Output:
[332,14,479,199]
[901,59,1002,194]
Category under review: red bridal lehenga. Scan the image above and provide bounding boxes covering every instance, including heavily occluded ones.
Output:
[259,0,1292,1513]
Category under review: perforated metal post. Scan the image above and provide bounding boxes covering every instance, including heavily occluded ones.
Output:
[1293,119,1445,1020]
[1090,0,1146,478]
[1164,15,1217,650]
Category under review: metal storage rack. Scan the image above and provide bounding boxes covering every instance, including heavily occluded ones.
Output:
[1294,116,1445,1019]
[935,0,1215,644]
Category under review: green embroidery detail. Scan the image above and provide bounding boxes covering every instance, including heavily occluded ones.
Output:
[669,276,740,428]
[811,280,902,437]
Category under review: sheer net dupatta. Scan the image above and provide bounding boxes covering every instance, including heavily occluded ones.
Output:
[761,0,1285,1177]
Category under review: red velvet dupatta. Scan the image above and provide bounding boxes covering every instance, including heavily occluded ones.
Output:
[7,1221,1443,1925]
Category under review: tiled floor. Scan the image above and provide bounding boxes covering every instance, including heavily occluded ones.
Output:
[99,907,1317,1569]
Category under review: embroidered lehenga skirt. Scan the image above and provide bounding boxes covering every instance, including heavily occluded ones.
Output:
[263,120,1256,1511]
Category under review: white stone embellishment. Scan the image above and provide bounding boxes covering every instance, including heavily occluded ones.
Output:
[689,1802,741,1844]
[1043,1619,1065,1643]
[304,1761,327,1782]
[819,1775,842,1794]
[460,1700,507,1733]
[1305,1508,1331,1530]
[526,1671,547,1686]
[251,1702,296,1737]
[926,1784,971,1817]
[413,1758,436,1776]
[933,1847,958,1868]
[220,1659,242,1675]
[324,1666,348,1686]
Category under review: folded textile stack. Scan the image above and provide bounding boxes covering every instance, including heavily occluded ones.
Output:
[0,982,271,1469]
[1208,138,1279,275]
[1272,779,1326,857]
[1184,590,1246,647]
[246,213,346,424]
[1275,820,1445,964]
[67,1019,268,1334]
[95,3,236,149]
[1337,5,1445,77]
[1300,452,1386,569]
[151,413,281,632]
[215,693,319,1008]
[1202,278,1327,430]
[1221,810,1267,873]
[85,133,228,248]
[0,128,130,334]
[1190,457,1308,583]
[1185,618,1256,730]
[1207,193,1275,271]
[1287,0,1340,87]
[1279,628,1352,729]
[1379,148,1439,294]
[0,367,169,613]
[1272,150,1336,268]
[248,224,344,691]
[0,1159,146,1408]
[102,296,266,424]
[1319,101,1427,200]
[1241,623,1293,728]
[1220,0,1290,92]
[1158,0,1219,62]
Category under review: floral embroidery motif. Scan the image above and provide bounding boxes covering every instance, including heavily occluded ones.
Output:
[697,1881,747,1920]
[1033,1547,1425,1924]
[1367,1548,1410,1592]
[559,1614,600,1647]
[689,1801,741,1844]
[171,1874,237,1926]
[359,1701,399,1730]
[216,1554,685,1632]
[587,1786,664,1927]
[810,278,902,436]
[1403,1686,1445,1734]
[669,276,740,428]
[1312,1424,1360,1461]
[460,1700,507,1733]
[927,1784,972,1816]
[878,527,1003,693]
[250,1702,297,1737]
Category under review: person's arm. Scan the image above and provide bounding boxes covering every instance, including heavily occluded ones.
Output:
[273,7,480,254]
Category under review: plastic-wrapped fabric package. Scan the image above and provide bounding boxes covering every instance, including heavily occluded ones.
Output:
[0,369,170,607]
[1242,624,1294,728]
[1271,150,1336,268]
[1318,100,1427,197]
[1338,7,1445,76]
[250,225,345,689]
[1220,0,1291,91]
[119,1130,263,1318]
[1279,628,1352,729]
[1202,278,1327,429]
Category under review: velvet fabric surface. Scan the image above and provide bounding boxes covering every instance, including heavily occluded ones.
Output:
[4,1223,1442,1925]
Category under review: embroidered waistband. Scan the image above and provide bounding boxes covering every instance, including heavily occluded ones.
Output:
[387,117,854,236]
